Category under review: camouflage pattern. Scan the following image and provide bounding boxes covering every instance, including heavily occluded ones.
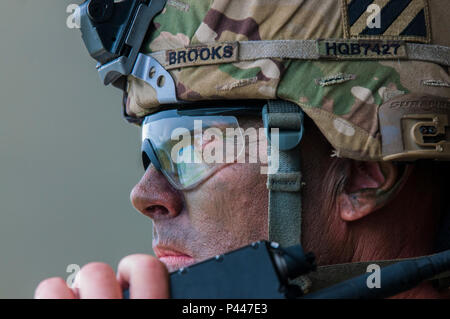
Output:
[127,0,450,161]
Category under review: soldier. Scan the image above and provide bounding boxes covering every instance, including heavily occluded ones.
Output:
[35,0,449,298]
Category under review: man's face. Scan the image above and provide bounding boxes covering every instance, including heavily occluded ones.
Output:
[131,114,336,272]
[130,116,269,272]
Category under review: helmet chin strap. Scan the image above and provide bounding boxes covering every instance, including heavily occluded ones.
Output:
[263,100,312,292]
[263,100,304,247]
[262,101,450,296]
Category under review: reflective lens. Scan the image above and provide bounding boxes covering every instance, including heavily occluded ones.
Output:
[142,109,245,190]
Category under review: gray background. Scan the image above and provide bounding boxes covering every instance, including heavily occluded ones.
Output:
[0,1,153,298]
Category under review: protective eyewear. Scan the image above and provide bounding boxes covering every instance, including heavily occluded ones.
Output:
[141,104,263,190]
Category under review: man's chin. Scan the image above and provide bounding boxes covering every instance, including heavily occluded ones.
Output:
[159,256,196,272]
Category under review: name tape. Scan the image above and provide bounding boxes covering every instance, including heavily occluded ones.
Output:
[318,40,408,60]
[148,40,449,70]
[164,42,239,69]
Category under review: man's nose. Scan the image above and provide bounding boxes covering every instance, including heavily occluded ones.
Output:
[130,165,184,221]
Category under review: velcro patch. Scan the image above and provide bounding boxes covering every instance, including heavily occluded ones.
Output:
[318,39,407,59]
[164,42,239,69]
[341,0,431,43]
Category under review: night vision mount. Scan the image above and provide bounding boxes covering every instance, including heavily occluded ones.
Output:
[79,0,178,104]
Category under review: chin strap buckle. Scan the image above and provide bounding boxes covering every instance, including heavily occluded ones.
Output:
[263,100,304,151]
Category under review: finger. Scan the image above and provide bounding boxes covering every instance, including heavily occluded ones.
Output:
[34,277,76,299]
[118,254,169,299]
[77,262,122,299]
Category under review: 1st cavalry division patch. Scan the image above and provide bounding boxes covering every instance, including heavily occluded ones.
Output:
[341,0,431,43]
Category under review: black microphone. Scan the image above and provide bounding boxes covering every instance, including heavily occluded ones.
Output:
[303,249,450,299]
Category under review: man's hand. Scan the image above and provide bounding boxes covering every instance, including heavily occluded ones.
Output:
[34,254,169,299]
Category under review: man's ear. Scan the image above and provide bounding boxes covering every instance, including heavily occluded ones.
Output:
[338,161,413,221]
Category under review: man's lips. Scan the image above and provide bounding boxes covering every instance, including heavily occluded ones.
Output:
[154,246,195,271]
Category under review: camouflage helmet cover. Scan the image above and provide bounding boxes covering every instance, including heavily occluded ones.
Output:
[126,0,450,161]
